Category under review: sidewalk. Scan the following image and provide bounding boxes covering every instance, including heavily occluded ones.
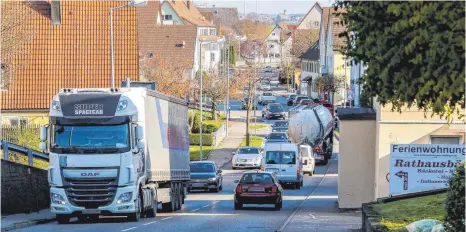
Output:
[1,209,55,231]
[207,120,246,169]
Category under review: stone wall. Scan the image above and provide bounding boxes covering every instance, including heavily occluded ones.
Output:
[1,160,50,214]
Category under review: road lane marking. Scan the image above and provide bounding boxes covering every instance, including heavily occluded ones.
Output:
[191,208,200,212]
[161,217,172,220]
[212,201,220,204]
[277,159,334,232]
[143,221,157,225]
[202,205,210,208]
[309,214,316,220]
[122,227,137,232]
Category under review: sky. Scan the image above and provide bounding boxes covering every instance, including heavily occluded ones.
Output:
[194,0,334,15]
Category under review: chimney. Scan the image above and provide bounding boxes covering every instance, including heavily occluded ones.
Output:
[187,0,191,9]
[51,0,61,25]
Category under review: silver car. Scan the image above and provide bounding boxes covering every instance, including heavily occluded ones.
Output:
[232,147,262,169]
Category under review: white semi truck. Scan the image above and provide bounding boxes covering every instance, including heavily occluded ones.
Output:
[39,87,190,224]
[288,104,334,165]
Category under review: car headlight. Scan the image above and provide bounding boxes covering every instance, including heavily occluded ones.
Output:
[208,177,217,183]
[117,192,133,204]
[52,100,61,112]
[254,157,261,162]
[51,193,66,205]
[117,100,128,111]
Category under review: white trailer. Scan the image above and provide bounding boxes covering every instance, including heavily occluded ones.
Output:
[288,104,334,164]
[39,87,190,224]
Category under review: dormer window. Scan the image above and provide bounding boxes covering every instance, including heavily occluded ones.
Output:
[164,15,172,20]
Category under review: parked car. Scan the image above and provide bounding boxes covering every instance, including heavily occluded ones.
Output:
[264,66,272,73]
[265,132,290,143]
[242,97,257,110]
[262,103,286,120]
[287,94,297,106]
[188,161,223,192]
[300,145,315,175]
[298,98,313,105]
[272,120,289,132]
[262,143,303,189]
[258,92,276,105]
[293,96,309,106]
[260,81,271,91]
[233,171,283,210]
[232,147,262,169]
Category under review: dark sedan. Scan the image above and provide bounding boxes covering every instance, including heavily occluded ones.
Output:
[234,171,283,210]
[188,161,223,192]
[265,132,290,143]
[272,120,289,132]
[293,96,309,106]
[262,103,286,120]
[287,94,297,106]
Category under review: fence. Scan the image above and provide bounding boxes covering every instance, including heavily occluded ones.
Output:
[1,124,41,146]
[212,123,226,147]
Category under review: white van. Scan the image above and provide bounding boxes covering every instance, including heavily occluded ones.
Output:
[262,143,303,189]
[300,145,315,176]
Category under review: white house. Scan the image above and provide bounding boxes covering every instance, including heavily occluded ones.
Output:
[296,2,322,30]
[299,40,320,98]
[159,0,221,74]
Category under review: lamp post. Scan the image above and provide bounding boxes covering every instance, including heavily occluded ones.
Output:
[110,0,147,89]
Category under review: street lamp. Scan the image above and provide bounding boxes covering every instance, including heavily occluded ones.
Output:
[110,0,147,89]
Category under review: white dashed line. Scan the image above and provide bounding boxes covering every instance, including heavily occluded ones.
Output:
[202,205,210,208]
[191,208,200,212]
[122,227,137,232]
[212,201,220,204]
[161,217,172,220]
[143,221,157,225]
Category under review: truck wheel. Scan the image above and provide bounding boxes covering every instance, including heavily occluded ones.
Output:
[146,193,157,218]
[56,215,70,224]
[128,193,142,221]
[162,187,176,212]
[177,185,183,210]
[295,182,301,190]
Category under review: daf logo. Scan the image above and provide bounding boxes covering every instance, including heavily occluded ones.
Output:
[81,172,100,177]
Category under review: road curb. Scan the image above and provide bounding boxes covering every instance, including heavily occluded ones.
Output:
[275,160,334,232]
[1,217,56,232]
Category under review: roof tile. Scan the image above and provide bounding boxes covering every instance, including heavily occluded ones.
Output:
[167,1,215,27]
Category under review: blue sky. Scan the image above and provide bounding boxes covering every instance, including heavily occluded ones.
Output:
[194,0,334,15]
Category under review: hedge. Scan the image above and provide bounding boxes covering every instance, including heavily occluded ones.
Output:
[189,134,213,146]
[444,162,465,232]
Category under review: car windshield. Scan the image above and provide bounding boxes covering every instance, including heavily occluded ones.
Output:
[190,163,215,173]
[269,105,283,112]
[265,151,296,164]
[269,133,287,139]
[263,92,272,96]
[52,124,129,149]
[262,81,270,85]
[289,95,297,99]
[300,99,312,104]
[238,147,259,154]
[240,173,274,184]
[274,121,288,126]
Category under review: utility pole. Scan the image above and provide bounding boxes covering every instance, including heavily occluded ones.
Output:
[226,37,230,136]
[198,39,203,161]
[254,43,257,136]
[344,56,347,108]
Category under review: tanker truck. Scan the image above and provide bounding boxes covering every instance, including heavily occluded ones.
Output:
[38,87,190,224]
[288,104,334,165]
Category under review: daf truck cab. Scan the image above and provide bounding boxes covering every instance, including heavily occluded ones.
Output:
[39,88,190,224]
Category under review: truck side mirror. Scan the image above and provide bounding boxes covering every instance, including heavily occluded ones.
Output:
[40,126,47,141]
[39,142,47,151]
[136,125,144,140]
[137,141,145,150]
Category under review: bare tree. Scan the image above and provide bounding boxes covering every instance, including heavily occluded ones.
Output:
[290,29,319,65]
[315,73,346,99]
[235,19,271,42]
[1,1,35,89]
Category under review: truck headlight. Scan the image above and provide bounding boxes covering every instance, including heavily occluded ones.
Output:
[208,177,217,183]
[51,193,66,205]
[117,100,128,111]
[52,100,61,112]
[117,192,133,204]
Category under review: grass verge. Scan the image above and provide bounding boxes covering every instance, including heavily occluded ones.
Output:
[189,146,214,161]
[240,136,264,147]
[373,193,447,231]
[249,124,269,130]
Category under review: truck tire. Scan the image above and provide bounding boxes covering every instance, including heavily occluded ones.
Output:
[177,184,183,210]
[145,192,157,218]
[56,215,70,224]
[295,182,301,190]
[128,192,142,221]
[162,185,176,212]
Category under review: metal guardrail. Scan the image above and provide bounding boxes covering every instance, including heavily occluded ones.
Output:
[1,140,49,166]
[187,102,213,111]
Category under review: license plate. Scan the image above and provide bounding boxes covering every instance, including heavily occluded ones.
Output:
[241,159,248,162]
[192,183,205,187]
[248,187,265,192]
[83,209,100,214]
[315,155,324,160]
[265,168,279,173]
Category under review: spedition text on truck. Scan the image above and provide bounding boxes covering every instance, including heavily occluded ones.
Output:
[39,88,190,224]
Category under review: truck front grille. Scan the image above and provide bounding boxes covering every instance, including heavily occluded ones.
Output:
[64,178,117,209]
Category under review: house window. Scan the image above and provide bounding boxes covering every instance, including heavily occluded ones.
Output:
[431,136,461,144]
[270,45,274,48]
[7,117,28,127]
[210,53,215,62]
[313,21,319,27]
[147,52,153,58]
[200,28,209,36]
[272,32,276,36]
[209,28,216,35]
[164,15,172,20]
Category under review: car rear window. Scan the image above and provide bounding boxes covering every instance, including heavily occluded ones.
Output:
[274,121,288,126]
[265,151,296,164]
[240,173,274,184]
[269,133,287,139]
[238,148,259,154]
[190,163,215,173]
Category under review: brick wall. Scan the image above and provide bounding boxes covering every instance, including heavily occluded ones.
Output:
[1,160,50,214]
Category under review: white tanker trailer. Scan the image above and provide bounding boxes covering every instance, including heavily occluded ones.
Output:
[288,104,334,164]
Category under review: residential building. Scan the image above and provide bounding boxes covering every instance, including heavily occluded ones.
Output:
[296,2,322,30]
[159,0,221,73]
[264,25,282,64]
[0,1,139,125]
[299,40,320,98]
[198,6,239,32]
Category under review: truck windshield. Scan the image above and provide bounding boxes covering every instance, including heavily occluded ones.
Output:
[265,151,296,164]
[52,124,130,152]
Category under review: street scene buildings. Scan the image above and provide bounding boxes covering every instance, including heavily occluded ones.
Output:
[0,1,464,232]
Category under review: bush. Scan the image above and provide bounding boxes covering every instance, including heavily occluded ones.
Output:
[444,162,465,232]
[189,134,213,146]
[203,124,218,134]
